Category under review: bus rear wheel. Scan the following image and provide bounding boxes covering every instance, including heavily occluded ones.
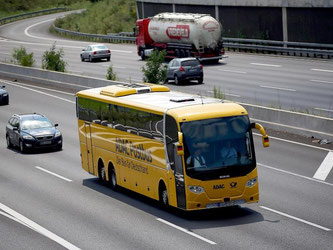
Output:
[109,166,118,190]
[98,162,107,184]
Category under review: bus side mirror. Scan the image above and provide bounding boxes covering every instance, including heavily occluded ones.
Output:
[176,132,184,156]
[251,123,270,147]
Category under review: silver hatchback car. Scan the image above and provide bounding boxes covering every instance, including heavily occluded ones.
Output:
[80,44,111,62]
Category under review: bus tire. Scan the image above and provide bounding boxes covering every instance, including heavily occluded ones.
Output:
[109,165,118,190]
[98,160,107,184]
[159,182,169,208]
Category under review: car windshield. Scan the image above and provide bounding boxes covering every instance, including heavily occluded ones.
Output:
[181,60,199,67]
[93,45,107,50]
[21,118,53,130]
[181,115,255,180]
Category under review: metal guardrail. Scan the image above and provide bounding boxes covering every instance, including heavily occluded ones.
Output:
[0,8,68,25]
[224,38,333,58]
[53,25,136,43]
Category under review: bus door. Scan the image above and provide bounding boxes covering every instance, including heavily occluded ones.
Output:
[172,144,186,209]
[84,122,94,174]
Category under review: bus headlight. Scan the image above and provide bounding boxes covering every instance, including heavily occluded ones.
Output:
[246,177,257,187]
[188,186,205,194]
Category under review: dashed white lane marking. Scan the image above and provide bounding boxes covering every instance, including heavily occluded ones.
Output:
[311,68,333,73]
[218,69,247,74]
[157,218,216,245]
[260,206,331,231]
[0,203,81,249]
[36,167,72,182]
[313,151,333,181]
[314,107,333,113]
[206,90,241,97]
[259,85,296,92]
[250,63,281,67]
[311,79,333,84]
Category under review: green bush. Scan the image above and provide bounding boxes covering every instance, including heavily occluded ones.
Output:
[42,44,67,72]
[106,65,118,81]
[11,46,35,67]
[142,50,167,84]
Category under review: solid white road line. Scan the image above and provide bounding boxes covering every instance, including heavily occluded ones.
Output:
[218,69,247,74]
[259,85,296,92]
[260,206,331,231]
[3,80,75,103]
[313,151,333,181]
[253,133,332,152]
[0,203,81,250]
[311,68,333,73]
[36,166,72,182]
[157,218,216,245]
[311,79,333,84]
[250,63,281,67]
[258,163,333,187]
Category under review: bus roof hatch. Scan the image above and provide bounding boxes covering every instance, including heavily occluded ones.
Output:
[100,83,170,97]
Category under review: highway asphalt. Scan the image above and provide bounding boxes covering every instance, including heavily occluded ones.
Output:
[0,11,332,249]
[0,12,332,117]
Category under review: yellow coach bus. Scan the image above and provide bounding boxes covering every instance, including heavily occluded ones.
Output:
[76,83,269,210]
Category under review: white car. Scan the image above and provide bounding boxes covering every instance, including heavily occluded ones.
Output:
[80,44,111,62]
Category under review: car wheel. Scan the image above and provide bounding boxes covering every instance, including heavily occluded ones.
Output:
[107,56,110,61]
[81,55,84,62]
[19,140,27,153]
[174,75,180,85]
[198,77,203,84]
[110,166,118,190]
[89,56,93,62]
[6,135,12,148]
[56,143,62,151]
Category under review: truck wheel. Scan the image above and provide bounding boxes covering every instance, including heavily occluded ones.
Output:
[140,50,145,60]
[186,50,191,57]
[175,49,180,58]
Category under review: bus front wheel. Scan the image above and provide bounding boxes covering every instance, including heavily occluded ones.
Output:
[159,184,169,208]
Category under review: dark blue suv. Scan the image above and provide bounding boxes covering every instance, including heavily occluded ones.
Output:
[6,113,62,153]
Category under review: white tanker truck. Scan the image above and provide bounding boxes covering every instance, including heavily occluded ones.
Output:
[135,12,225,62]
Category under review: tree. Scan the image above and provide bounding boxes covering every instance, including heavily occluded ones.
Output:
[141,50,167,84]
[42,43,67,72]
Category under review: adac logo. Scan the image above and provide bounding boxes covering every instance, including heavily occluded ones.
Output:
[230,182,237,188]
[166,25,190,40]
[213,184,225,190]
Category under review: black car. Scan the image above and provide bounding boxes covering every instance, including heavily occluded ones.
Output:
[6,113,62,153]
[0,85,9,105]
[166,57,203,85]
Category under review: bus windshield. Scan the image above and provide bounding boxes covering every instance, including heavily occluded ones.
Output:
[181,115,255,180]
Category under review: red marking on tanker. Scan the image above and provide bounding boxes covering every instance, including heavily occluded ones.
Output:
[166,25,190,40]
[203,21,219,32]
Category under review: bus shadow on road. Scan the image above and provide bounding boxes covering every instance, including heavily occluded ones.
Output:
[82,177,264,229]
